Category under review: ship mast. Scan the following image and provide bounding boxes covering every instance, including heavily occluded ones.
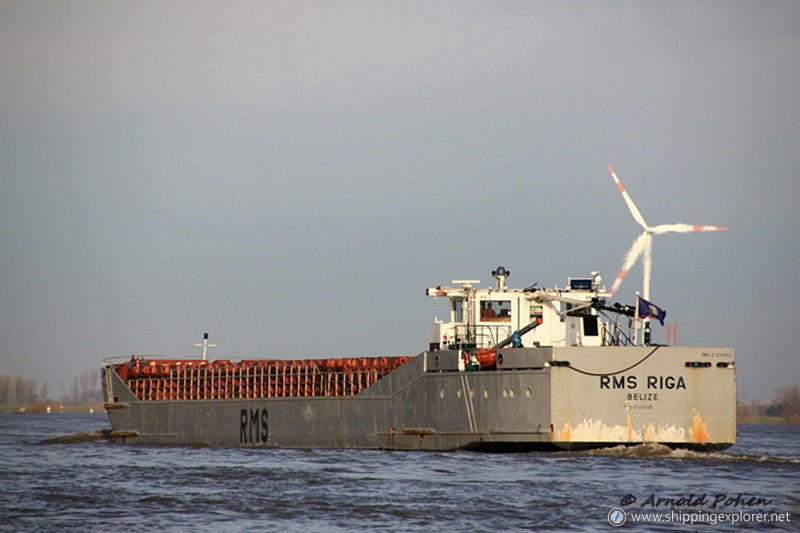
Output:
[194,332,217,361]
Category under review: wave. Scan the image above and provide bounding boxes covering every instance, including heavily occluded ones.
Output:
[40,428,112,444]
[582,442,800,465]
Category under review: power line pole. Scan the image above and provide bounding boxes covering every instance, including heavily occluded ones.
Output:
[2,350,26,405]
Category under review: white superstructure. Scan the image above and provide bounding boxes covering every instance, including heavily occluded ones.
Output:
[427,267,632,350]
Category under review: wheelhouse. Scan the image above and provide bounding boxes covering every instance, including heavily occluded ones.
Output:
[427,266,632,351]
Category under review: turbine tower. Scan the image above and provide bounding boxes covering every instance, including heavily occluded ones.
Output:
[607,164,727,300]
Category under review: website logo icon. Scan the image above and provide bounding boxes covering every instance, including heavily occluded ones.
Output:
[608,508,626,526]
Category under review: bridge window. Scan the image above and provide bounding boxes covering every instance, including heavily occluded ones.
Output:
[452,300,464,322]
[481,300,510,321]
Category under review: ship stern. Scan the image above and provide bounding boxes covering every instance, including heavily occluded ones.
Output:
[549,346,736,451]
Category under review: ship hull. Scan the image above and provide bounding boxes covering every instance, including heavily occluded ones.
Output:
[103,346,736,451]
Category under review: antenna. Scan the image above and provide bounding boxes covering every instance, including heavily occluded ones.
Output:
[194,333,217,361]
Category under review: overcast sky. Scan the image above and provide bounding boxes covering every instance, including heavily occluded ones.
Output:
[1,1,798,402]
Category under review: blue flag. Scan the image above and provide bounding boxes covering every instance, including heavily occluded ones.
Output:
[638,296,667,326]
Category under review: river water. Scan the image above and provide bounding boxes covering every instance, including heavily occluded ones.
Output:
[0,413,797,531]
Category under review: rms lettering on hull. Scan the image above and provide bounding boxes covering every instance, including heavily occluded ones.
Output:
[240,408,269,443]
[600,375,686,390]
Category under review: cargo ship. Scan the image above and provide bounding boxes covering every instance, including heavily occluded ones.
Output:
[102,266,736,451]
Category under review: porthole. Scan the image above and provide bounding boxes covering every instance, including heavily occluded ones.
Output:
[502,388,508,398]
[469,389,475,399]
[440,388,445,399]
[509,388,516,398]
[525,388,532,398]
[457,389,462,400]
[483,389,488,399]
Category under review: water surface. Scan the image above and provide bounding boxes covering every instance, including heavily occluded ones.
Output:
[1,414,797,531]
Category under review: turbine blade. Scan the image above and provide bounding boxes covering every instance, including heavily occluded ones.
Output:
[643,233,653,300]
[608,164,648,230]
[610,232,648,295]
[650,223,728,235]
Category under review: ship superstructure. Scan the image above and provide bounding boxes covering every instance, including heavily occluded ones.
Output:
[428,268,614,354]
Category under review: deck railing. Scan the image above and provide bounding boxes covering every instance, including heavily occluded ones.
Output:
[116,356,413,402]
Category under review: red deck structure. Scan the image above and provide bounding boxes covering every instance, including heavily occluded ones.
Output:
[114,355,414,401]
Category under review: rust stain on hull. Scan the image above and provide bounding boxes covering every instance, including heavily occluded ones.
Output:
[556,420,572,441]
[691,412,710,444]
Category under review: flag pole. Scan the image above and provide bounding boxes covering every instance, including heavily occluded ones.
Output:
[633,292,640,346]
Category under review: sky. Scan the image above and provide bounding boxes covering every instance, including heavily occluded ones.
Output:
[1,0,798,402]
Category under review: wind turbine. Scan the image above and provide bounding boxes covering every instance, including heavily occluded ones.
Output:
[607,164,727,300]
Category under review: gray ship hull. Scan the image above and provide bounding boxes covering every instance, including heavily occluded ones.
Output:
[103,346,736,451]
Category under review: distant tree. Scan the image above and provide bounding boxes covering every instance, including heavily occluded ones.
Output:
[0,375,42,405]
[772,385,800,423]
[736,399,764,423]
[39,381,49,401]
[773,385,800,408]
[64,369,102,404]
[765,403,783,417]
